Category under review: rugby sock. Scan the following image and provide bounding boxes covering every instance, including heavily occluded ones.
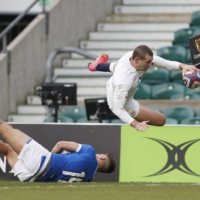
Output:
[96,63,111,72]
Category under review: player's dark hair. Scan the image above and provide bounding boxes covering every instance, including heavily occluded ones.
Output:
[105,153,116,173]
[132,45,153,60]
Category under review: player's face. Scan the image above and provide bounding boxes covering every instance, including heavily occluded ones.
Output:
[137,54,153,71]
[96,154,109,166]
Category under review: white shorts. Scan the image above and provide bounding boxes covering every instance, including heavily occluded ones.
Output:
[13,139,51,182]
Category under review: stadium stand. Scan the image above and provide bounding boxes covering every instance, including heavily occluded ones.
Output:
[190,10,200,27]
[151,83,185,99]
[4,1,200,123]
[180,117,200,125]
[169,70,183,83]
[156,45,188,63]
[142,67,170,85]
[197,109,200,117]
[147,106,161,112]
[163,106,195,123]
[134,83,152,99]
[44,116,74,123]
[170,93,200,100]
[165,118,179,125]
[173,26,200,47]
[59,105,87,122]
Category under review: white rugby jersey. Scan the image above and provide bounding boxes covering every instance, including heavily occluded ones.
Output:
[107,51,180,125]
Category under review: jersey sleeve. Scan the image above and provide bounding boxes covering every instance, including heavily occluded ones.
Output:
[75,144,82,152]
[153,55,180,70]
[111,84,135,125]
[78,144,96,157]
[111,67,135,125]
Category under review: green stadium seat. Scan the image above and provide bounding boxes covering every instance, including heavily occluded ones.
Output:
[181,117,200,125]
[147,106,161,112]
[142,66,170,85]
[186,48,192,64]
[196,109,200,117]
[76,117,90,123]
[44,116,55,122]
[185,86,200,95]
[44,116,74,123]
[157,45,188,63]
[59,105,87,122]
[190,10,200,27]
[134,83,152,99]
[173,27,200,47]
[171,93,200,100]
[170,70,182,83]
[59,116,74,123]
[163,106,195,123]
[165,118,179,124]
[151,82,185,99]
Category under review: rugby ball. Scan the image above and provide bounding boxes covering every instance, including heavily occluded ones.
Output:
[183,70,200,89]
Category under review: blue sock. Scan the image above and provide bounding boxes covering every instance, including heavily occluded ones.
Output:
[96,63,111,72]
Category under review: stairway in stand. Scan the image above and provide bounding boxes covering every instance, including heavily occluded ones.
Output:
[8,0,200,122]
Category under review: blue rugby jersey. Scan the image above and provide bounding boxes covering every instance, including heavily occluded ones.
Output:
[38,144,98,182]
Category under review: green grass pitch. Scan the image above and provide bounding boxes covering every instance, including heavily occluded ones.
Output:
[0,181,200,200]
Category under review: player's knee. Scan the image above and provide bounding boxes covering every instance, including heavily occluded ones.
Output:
[158,114,166,126]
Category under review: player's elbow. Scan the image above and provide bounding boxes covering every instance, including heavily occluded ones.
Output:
[111,104,125,115]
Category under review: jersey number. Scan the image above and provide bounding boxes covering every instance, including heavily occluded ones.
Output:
[58,171,86,183]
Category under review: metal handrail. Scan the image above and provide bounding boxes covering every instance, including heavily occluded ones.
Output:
[45,47,97,82]
[0,0,46,52]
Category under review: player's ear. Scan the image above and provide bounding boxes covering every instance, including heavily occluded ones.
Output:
[135,57,139,62]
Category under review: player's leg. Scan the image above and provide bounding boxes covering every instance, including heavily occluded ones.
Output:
[0,120,31,154]
[135,103,166,126]
[0,140,18,168]
[88,53,110,71]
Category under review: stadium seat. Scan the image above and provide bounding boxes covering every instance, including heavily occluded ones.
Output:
[173,27,200,47]
[44,116,74,123]
[59,105,87,122]
[151,82,185,99]
[163,106,195,123]
[157,45,188,63]
[134,83,152,99]
[185,86,200,95]
[170,70,182,83]
[171,93,200,100]
[44,116,55,122]
[76,117,90,123]
[196,109,200,117]
[147,106,161,112]
[165,118,179,124]
[190,11,200,27]
[59,116,74,123]
[142,66,170,85]
[186,48,192,64]
[181,117,200,125]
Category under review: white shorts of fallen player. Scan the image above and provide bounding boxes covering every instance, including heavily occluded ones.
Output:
[13,139,51,182]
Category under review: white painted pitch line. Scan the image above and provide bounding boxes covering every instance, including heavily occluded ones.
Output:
[0,183,200,190]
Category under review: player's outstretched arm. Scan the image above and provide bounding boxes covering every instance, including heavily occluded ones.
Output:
[51,141,79,153]
[153,55,200,76]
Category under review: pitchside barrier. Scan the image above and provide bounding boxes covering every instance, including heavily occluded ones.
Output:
[0,124,200,183]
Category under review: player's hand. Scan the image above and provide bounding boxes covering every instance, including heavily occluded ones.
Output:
[130,120,149,132]
[179,64,200,77]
